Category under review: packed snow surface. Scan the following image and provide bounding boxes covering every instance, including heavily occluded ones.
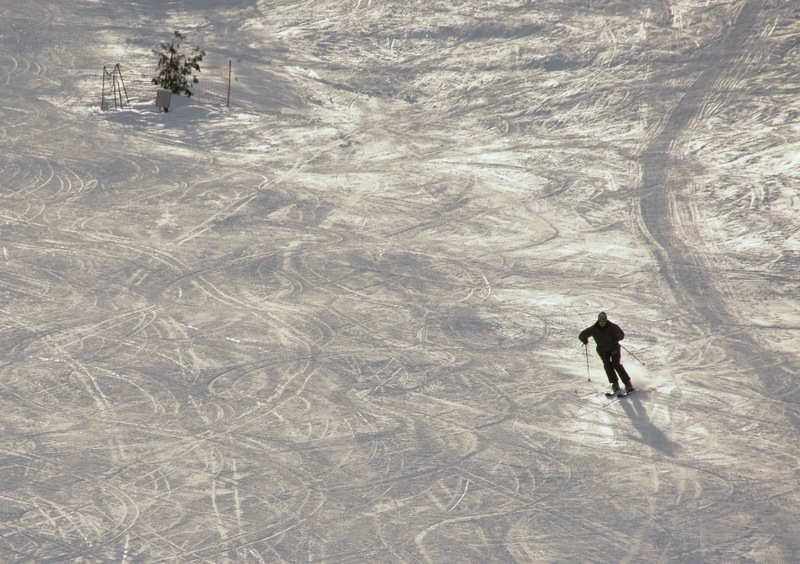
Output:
[2,0,800,561]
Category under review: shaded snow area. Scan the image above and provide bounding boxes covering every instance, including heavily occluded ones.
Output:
[3,0,800,561]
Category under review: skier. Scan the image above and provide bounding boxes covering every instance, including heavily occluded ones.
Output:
[579,312,634,396]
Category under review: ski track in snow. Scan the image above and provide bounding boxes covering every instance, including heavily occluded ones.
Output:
[1,0,800,562]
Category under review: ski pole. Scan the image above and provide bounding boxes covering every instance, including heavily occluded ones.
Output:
[620,344,646,366]
[584,344,591,381]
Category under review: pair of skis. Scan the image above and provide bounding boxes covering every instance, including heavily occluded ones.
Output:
[605,388,635,399]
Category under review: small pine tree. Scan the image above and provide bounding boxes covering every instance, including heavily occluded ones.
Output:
[152,31,205,98]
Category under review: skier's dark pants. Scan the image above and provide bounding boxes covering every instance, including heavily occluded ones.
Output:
[599,349,631,387]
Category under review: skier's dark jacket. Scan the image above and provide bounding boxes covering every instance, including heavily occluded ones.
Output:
[579,321,624,353]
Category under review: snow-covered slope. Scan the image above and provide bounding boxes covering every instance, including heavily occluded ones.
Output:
[2,0,799,561]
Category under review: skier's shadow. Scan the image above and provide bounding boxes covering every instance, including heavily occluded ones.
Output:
[619,391,679,457]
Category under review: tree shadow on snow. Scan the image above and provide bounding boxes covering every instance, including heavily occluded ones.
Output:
[619,392,680,457]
